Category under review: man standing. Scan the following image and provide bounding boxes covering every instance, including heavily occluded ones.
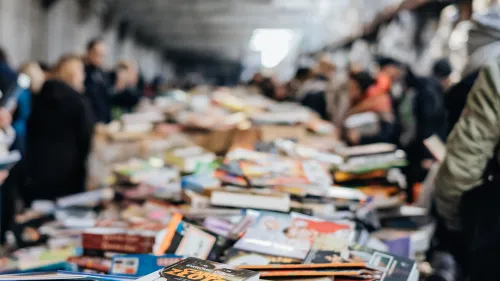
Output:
[85,38,112,124]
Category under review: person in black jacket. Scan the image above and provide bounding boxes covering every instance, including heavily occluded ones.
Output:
[84,38,112,124]
[403,60,451,203]
[20,55,93,204]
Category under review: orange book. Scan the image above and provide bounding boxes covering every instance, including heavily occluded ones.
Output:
[238,262,366,270]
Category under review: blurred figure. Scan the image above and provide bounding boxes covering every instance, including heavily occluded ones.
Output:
[151,75,165,97]
[377,57,405,95]
[38,61,52,79]
[21,55,93,204]
[248,72,263,86]
[433,58,453,91]
[257,77,276,99]
[435,56,500,281]
[445,6,500,136]
[110,60,141,118]
[286,67,311,100]
[0,48,16,95]
[11,62,45,155]
[404,59,451,195]
[84,38,112,124]
[298,56,336,120]
[344,71,394,145]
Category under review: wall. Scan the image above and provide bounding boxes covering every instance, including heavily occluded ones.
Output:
[0,0,173,82]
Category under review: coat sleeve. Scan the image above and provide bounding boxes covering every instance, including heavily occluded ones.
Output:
[435,57,500,231]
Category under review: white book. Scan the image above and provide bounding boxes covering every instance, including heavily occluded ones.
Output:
[424,135,446,163]
[211,190,290,212]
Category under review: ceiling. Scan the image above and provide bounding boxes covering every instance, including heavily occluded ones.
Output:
[103,0,404,62]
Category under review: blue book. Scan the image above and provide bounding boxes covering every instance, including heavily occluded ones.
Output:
[110,254,184,277]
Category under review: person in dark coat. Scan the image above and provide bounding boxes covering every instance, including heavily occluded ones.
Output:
[21,55,93,204]
[84,38,113,124]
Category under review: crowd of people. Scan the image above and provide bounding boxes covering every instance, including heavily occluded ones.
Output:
[250,55,453,201]
[0,38,164,249]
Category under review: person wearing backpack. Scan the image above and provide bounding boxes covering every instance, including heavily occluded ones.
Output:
[435,55,500,280]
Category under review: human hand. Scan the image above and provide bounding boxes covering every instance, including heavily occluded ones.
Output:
[0,108,12,129]
[0,171,9,184]
[421,159,434,170]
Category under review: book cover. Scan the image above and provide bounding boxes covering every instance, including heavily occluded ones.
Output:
[110,254,183,277]
[142,257,259,281]
[423,135,446,163]
[224,249,302,266]
[234,211,310,260]
[368,251,417,281]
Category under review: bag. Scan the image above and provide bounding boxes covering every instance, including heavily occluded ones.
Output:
[459,156,500,280]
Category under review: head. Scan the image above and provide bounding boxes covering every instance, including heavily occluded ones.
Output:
[54,55,85,92]
[0,47,7,64]
[378,57,404,81]
[294,67,312,83]
[86,38,107,68]
[116,60,138,87]
[19,62,46,94]
[316,56,336,79]
[432,58,452,90]
[348,71,376,104]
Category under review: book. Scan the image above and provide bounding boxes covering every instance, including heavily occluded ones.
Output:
[210,189,290,212]
[289,214,354,263]
[137,257,259,281]
[368,251,418,281]
[110,254,183,277]
[181,175,220,194]
[56,188,115,208]
[67,256,111,273]
[237,262,367,270]
[165,147,216,173]
[0,271,136,280]
[224,249,302,266]
[423,135,446,163]
[234,211,311,260]
[256,269,380,279]
[336,143,397,158]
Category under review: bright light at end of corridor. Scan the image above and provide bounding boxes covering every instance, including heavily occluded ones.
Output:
[249,29,296,69]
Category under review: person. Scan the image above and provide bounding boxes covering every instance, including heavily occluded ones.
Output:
[248,72,263,86]
[344,71,394,145]
[19,54,93,205]
[84,38,112,124]
[445,6,500,136]
[434,56,500,280]
[297,56,336,120]
[286,67,311,100]
[402,59,451,203]
[109,60,141,118]
[11,63,45,155]
[0,48,16,96]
